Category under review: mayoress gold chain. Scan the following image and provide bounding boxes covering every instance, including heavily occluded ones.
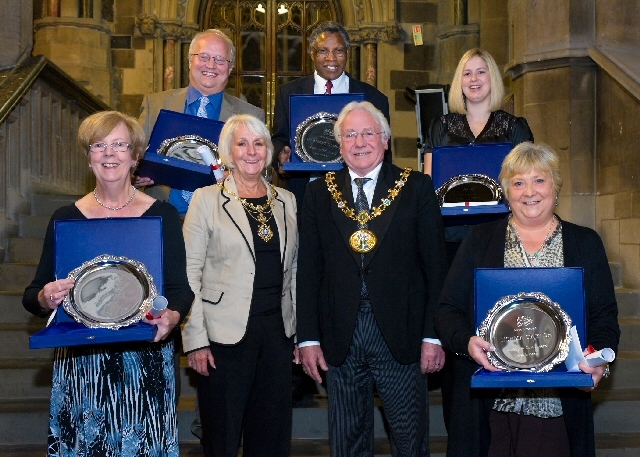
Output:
[325,168,412,225]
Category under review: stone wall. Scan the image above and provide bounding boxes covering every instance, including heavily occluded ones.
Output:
[596,72,640,289]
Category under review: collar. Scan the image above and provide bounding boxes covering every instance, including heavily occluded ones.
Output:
[186,85,224,106]
[347,162,383,183]
[313,71,349,94]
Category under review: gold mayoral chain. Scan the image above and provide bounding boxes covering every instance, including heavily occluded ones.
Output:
[325,168,412,253]
[219,182,278,243]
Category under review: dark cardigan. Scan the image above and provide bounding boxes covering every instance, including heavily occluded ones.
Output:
[435,216,620,457]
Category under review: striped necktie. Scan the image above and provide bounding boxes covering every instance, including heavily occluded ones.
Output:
[325,80,333,94]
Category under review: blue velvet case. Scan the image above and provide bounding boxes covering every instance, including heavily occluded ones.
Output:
[432,143,512,221]
[471,267,593,388]
[283,93,365,172]
[136,110,224,191]
[29,217,164,349]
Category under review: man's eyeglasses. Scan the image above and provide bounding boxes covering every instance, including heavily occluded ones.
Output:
[340,131,384,143]
[190,53,231,65]
[88,142,131,154]
[313,48,347,58]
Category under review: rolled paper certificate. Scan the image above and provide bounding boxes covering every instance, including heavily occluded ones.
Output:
[585,348,616,367]
[197,145,225,181]
[147,295,168,319]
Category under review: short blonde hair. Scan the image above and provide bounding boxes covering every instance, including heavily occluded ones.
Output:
[78,111,146,162]
[499,142,563,200]
[448,48,505,114]
[333,101,391,144]
[218,114,273,170]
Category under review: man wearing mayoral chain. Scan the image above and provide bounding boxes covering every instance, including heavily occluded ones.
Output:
[297,101,448,456]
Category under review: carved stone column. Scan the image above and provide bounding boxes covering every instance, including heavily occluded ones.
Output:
[348,24,403,89]
[45,0,60,17]
[164,39,176,90]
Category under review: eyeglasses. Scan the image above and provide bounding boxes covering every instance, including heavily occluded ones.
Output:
[340,131,384,143]
[88,142,131,154]
[313,47,347,58]
[190,53,231,65]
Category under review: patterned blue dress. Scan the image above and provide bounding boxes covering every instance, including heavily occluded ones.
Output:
[48,342,178,456]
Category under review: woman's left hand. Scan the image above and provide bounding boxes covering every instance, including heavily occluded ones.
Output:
[578,362,607,392]
[145,309,180,342]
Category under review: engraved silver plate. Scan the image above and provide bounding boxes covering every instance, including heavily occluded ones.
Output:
[435,173,503,206]
[477,292,572,372]
[62,254,158,329]
[294,112,343,163]
[157,134,220,165]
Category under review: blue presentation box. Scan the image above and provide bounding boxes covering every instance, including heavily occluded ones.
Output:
[471,267,593,388]
[29,217,164,349]
[432,143,512,221]
[136,109,224,191]
[284,93,365,172]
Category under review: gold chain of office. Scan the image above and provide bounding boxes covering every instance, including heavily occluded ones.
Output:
[325,168,412,253]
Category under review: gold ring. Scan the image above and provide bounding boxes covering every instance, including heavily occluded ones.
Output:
[50,294,54,301]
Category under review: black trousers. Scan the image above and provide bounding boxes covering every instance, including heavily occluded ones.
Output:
[326,301,429,457]
[197,311,293,457]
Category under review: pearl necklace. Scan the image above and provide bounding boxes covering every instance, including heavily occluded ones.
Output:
[93,186,137,211]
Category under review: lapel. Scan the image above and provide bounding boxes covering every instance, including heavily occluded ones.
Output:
[165,88,188,113]
[220,174,256,262]
[219,93,235,121]
[271,184,287,264]
[297,75,316,94]
[363,163,401,267]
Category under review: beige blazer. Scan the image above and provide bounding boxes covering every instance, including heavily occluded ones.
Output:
[138,88,266,139]
[181,174,297,352]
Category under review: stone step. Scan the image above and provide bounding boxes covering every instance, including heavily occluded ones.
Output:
[6,238,44,264]
[0,292,36,325]
[616,288,640,318]
[29,194,79,217]
[618,317,640,352]
[18,215,50,239]
[0,264,37,292]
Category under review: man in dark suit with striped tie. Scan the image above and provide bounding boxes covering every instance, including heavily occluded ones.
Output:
[297,101,448,456]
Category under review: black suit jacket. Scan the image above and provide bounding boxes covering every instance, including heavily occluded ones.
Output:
[297,163,448,366]
[271,73,391,211]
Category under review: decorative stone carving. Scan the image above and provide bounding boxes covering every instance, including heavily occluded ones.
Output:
[348,24,404,44]
[138,14,158,37]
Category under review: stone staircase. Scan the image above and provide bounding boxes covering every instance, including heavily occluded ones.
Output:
[0,194,638,455]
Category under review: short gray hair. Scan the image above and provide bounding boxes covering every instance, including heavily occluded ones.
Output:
[189,29,236,64]
[334,101,391,144]
[218,114,273,171]
[308,21,350,54]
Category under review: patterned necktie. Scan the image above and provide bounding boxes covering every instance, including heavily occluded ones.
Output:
[355,177,371,298]
[184,96,210,204]
[196,95,209,118]
[325,80,333,94]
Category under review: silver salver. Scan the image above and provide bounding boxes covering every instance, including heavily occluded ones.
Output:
[294,112,343,163]
[435,173,503,206]
[477,292,572,372]
[62,254,158,329]
[157,134,220,165]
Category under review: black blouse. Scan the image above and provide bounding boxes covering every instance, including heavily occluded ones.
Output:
[245,196,283,315]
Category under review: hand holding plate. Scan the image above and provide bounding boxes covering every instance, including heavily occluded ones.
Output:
[40,278,75,312]
[468,336,500,371]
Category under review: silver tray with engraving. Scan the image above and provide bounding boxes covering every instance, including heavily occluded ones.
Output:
[435,173,503,206]
[157,134,219,165]
[477,292,572,372]
[294,112,343,163]
[62,254,158,329]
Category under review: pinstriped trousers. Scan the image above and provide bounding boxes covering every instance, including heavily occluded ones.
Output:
[327,301,430,457]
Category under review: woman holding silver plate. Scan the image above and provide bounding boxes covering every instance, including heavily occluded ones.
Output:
[181,114,297,456]
[23,111,194,456]
[435,142,620,456]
